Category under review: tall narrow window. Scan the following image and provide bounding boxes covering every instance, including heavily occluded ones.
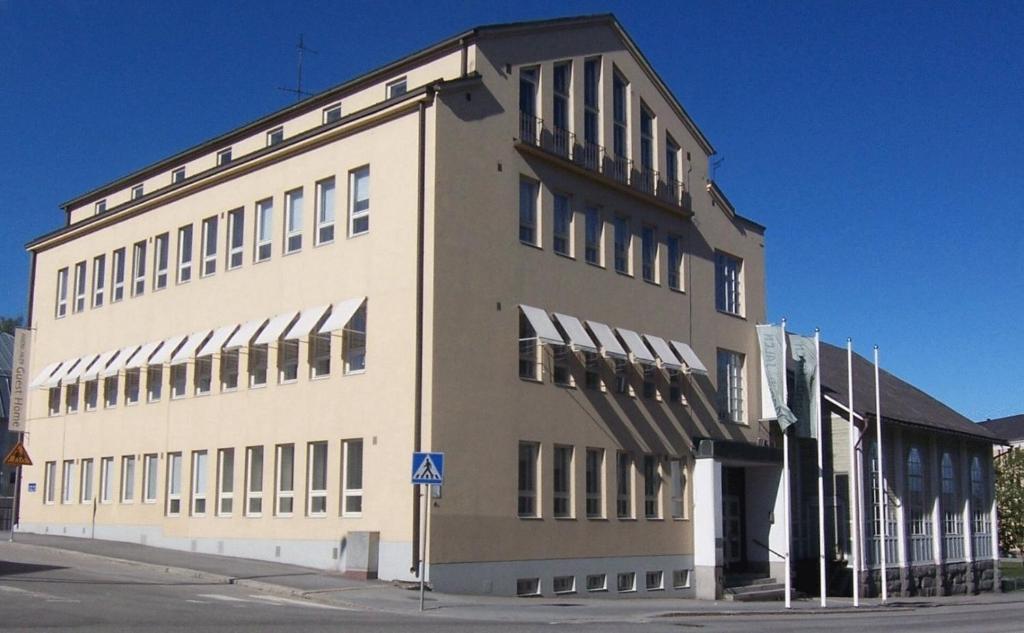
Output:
[227,208,244,269]
[316,178,336,245]
[583,58,601,169]
[153,233,169,290]
[586,448,604,518]
[641,225,656,283]
[65,383,79,414]
[112,248,125,302]
[80,458,94,504]
[518,442,539,518]
[643,456,661,518]
[143,454,158,503]
[941,452,963,560]
[612,73,628,160]
[519,67,538,143]
[307,442,328,516]
[191,450,208,516]
[310,332,331,378]
[255,198,273,262]
[666,136,681,192]
[585,207,602,265]
[170,364,187,399]
[616,452,633,518]
[667,235,683,291]
[73,261,87,312]
[349,166,370,236]
[147,366,163,402]
[670,459,687,519]
[553,193,572,256]
[55,267,68,317]
[278,340,299,383]
[342,439,364,516]
[275,443,295,516]
[217,448,234,516]
[245,446,264,517]
[103,375,118,408]
[177,225,193,283]
[202,216,218,276]
[284,189,303,254]
[715,251,743,316]
[614,216,630,274]
[970,456,992,556]
[640,104,654,190]
[553,445,573,518]
[552,62,571,156]
[194,356,212,394]
[131,240,146,297]
[84,379,98,411]
[62,460,75,504]
[121,455,136,503]
[92,255,106,307]
[100,456,115,504]
[221,349,240,391]
[716,349,745,423]
[167,452,182,516]
[519,178,538,246]
[249,343,268,387]
[125,369,140,403]
[518,311,541,381]
[343,304,367,374]
[907,447,932,562]
[44,462,56,504]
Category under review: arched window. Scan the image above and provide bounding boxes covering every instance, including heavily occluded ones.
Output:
[941,452,963,560]
[970,455,992,557]
[906,447,932,562]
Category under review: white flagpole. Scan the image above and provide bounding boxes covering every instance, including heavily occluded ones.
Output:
[874,345,887,603]
[848,338,859,607]
[816,329,826,607]
[781,319,791,609]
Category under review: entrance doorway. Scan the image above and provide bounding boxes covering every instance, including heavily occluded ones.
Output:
[723,467,747,571]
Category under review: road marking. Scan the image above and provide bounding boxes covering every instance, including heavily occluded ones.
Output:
[0,584,82,603]
[249,594,353,611]
[196,593,255,603]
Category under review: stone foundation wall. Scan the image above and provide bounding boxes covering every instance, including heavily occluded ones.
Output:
[860,560,998,598]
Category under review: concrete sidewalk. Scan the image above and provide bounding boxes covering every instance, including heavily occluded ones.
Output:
[4,532,1023,624]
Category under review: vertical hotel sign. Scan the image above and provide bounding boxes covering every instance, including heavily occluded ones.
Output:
[9,328,31,432]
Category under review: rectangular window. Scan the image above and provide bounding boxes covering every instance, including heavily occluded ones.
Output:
[125,368,140,404]
[553,575,575,595]
[249,344,268,387]
[275,443,295,516]
[323,103,341,124]
[614,216,630,274]
[191,450,208,516]
[80,458,94,503]
[100,456,115,504]
[343,304,367,374]
[349,166,370,236]
[153,232,169,290]
[641,225,657,283]
[112,248,125,302]
[586,574,607,592]
[553,445,573,518]
[220,349,240,391]
[672,570,692,589]
[666,136,681,186]
[266,126,284,146]
[518,441,540,518]
[65,384,79,414]
[519,66,538,121]
[216,147,232,166]
[44,461,56,503]
[103,376,118,408]
[131,240,146,297]
[553,193,572,256]
[194,356,212,394]
[202,216,218,276]
[55,267,68,318]
[584,207,602,265]
[617,571,636,593]
[342,439,364,516]
[715,251,743,315]
[516,578,541,597]
[583,58,600,147]
[245,446,264,516]
[227,208,244,269]
[670,459,687,519]
[95,199,107,214]
[278,339,299,383]
[307,442,328,516]
[170,364,187,399]
[315,178,336,245]
[586,448,604,518]
[643,456,662,519]
[147,366,163,402]
[667,235,683,291]
[717,349,745,423]
[284,189,303,253]
[131,184,144,200]
[616,452,633,518]
[92,255,106,307]
[83,379,98,411]
[171,166,186,184]
[386,77,407,98]
[217,448,234,516]
[255,198,273,262]
[310,332,331,378]
[519,178,538,246]
[645,571,664,591]
[62,460,75,504]
[73,261,87,312]
[640,104,654,175]
[518,311,541,381]
[612,73,628,159]
[49,386,59,414]
[552,344,572,386]
[552,61,571,156]
[167,452,182,515]
[121,455,136,503]
[177,225,193,283]
[143,454,158,503]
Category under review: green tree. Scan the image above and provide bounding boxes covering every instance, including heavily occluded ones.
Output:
[996,450,1024,557]
[0,315,23,335]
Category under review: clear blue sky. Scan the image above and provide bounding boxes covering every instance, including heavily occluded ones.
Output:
[1,1,1021,421]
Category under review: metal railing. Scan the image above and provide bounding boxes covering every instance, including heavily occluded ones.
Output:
[519,112,541,146]
[607,155,632,185]
[635,168,658,196]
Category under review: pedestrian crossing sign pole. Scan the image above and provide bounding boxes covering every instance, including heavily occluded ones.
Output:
[411,452,444,611]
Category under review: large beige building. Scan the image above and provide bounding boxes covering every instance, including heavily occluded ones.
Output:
[19,15,776,598]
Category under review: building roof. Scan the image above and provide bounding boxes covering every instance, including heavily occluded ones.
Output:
[0,332,12,422]
[979,414,1024,442]
[815,339,998,442]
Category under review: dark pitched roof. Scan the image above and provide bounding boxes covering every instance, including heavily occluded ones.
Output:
[979,415,1024,442]
[811,339,997,442]
[0,332,12,422]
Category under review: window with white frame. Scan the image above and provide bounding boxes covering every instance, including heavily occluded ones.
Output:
[616,451,633,518]
[191,450,208,516]
[131,241,146,297]
[217,448,234,516]
[643,456,662,519]
[343,304,367,374]
[143,453,158,503]
[667,234,683,291]
[202,216,218,276]
[255,198,273,262]
[584,206,602,265]
[216,147,232,166]
[645,570,664,591]
[220,349,239,391]
[586,448,604,518]
[670,459,687,519]
[614,216,630,274]
[48,387,59,416]
[518,441,539,518]
[95,199,107,214]
[672,569,692,589]
[715,251,743,316]
[284,188,303,254]
[386,77,407,98]
[62,460,75,504]
[553,575,575,595]
[121,455,135,503]
[552,62,570,137]
[112,248,126,302]
[349,166,370,236]
[639,104,654,182]
[553,193,572,256]
[518,311,541,381]
[586,574,607,592]
[171,166,186,184]
[44,461,56,504]
[275,443,295,516]
[80,458,94,503]
[342,439,363,516]
[641,225,657,283]
[227,207,244,269]
[551,343,572,386]
[73,261,87,312]
[167,452,182,516]
[249,343,268,387]
[65,383,79,414]
[617,571,636,593]
[92,255,106,307]
[55,267,68,318]
[266,126,284,146]
[278,339,299,383]
[583,57,600,149]
[322,103,341,124]
[131,183,144,200]
[147,366,163,402]
[666,135,681,194]
[246,446,264,516]
[612,72,628,161]
[716,349,745,423]
[103,375,118,408]
[170,364,187,399]
[100,456,115,504]
[194,356,212,395]
[84,379,98,411]
[125,368,140,404]
[315,177,335,245]
[310,332,331,378]
[307,441,328,516]
[177,224,193,283]
[553,445,573,518]
[519,178,537,246]
[153,233,169,290]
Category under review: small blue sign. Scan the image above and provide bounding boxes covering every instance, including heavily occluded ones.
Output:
[411,452,444,485]
[27,482,37,493]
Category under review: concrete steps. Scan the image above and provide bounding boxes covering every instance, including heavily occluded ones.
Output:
[723,575,797,602]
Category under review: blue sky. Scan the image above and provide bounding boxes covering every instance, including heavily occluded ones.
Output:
[1,1,1021,421]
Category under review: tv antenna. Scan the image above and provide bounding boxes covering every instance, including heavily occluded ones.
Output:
[711,156,725,181]
[279,34,318,101]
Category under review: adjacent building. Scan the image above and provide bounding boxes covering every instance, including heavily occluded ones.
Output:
[980,415,1024,454]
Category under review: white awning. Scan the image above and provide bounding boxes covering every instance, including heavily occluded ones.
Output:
[585,320,627,359]
[283,305,330,340]
[43,358,80,388]
[102,345,141,377]
[82,350,120,381]
[29,361,62,390]
[319,297,366,334]
[225,318,267,350]
[643,334,683,370]
[198,324,239,357]
[671,340,708,375]
[170,330,211,365]
[552,313,597,353]
[62,353,99,383]
[254,311,298,345]
[519,305,564,345]
[126,341,163,369]
[616,328,657,365]
[149,335,187,366]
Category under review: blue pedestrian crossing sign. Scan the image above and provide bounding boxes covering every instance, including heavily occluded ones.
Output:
[411,452,444,485]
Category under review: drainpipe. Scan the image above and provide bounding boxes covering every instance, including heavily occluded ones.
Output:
[459,38,468,78]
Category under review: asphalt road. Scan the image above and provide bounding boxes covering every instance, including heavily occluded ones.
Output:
[2,544,1024,632]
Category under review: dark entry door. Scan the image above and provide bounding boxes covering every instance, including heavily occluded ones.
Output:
[723,467,747,570]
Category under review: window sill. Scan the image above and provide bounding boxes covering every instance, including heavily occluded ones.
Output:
[246,514,263,519]
[308,513,327,519]
[615,269,633,278]
[519,240,542,250]
[342,513,363,519]
[668,286,686,295]
[143,500,157,505]
[586,516,608,521]
[343,369,366,377]
[283,249,302,257]
[176,279,192,286]
[217,514,233,519]
[126,401,140,407]
[642,278,660,287]
[249,383,267,390]
[716,309,746,321]
[274,514,294,519]
[518,515,543,521]
[310,374,331,381]
[253,257,271,265]
[645,516,664,521]
[171,394,187,401]
[554,251,575,261]
[554,516,576,521]
[348,230,369,240]
[617,516,636,521]
[314,239,335,248]
[194,391,211,398]
[585,260,605,269]
[278,379,298,386]
[519,376,543,384]
[221,386,238,393]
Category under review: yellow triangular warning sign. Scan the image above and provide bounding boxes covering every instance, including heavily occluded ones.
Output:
[4,441,32,467]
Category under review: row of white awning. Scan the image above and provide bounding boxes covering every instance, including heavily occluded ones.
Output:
[29,297,366,391]
[520,304,708,375]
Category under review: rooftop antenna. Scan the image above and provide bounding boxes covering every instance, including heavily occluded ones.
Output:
[279,34,318,101]
[711,156,725,181]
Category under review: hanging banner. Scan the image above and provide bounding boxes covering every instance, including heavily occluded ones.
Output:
[788,334,820,439]
[9,328,31,433]
[756,324,797,431]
